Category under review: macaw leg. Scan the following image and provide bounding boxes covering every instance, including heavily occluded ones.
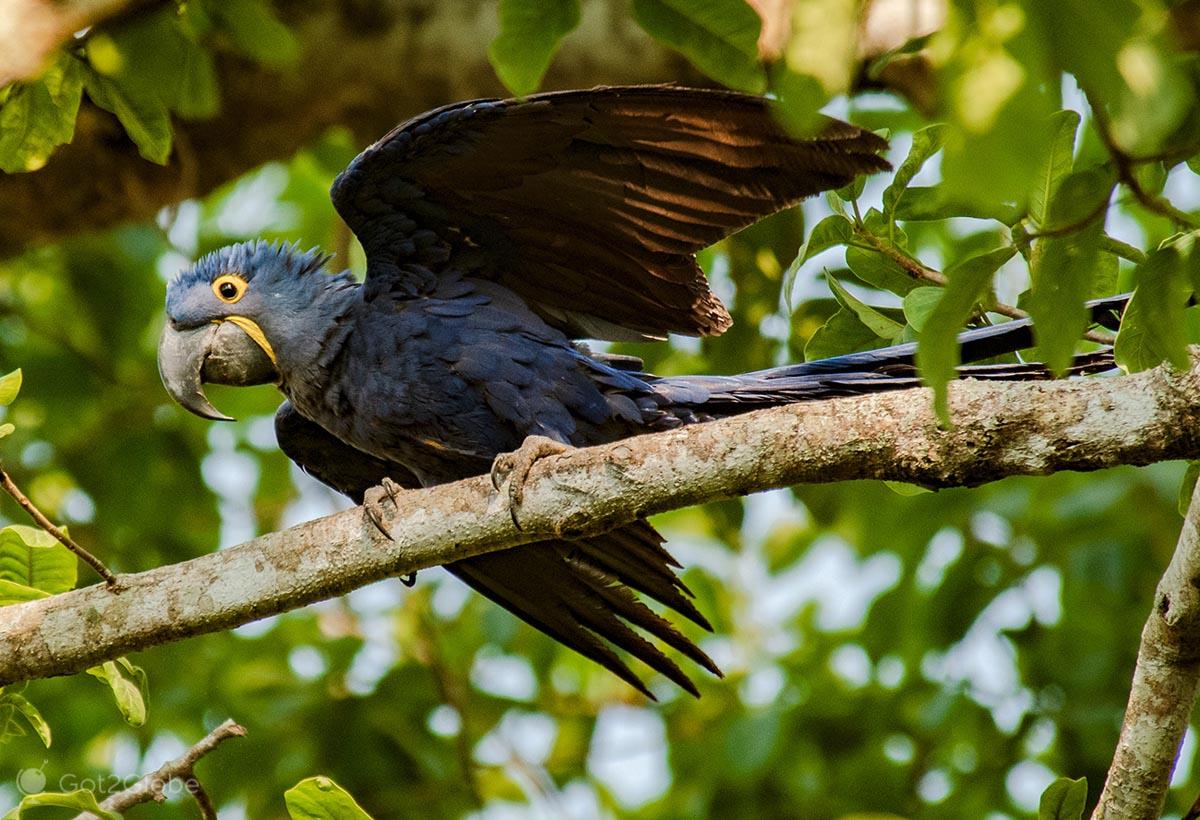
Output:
[490,435,573,530]
[363,477,417,585]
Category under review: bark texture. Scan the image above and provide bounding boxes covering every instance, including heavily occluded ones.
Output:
[1,360,1198,687]
[1093,475,1200,819]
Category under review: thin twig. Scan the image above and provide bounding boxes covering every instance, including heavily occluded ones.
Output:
[854,231,1117,345]
[1086,89,1200,229]
[0,465,118,586]
[79,719,246,818]
[1092,479,1200,818]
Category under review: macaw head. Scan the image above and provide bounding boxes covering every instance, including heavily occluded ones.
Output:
[158,240,355,420]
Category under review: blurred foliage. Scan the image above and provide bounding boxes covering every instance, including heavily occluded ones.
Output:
[1,0,1200,818]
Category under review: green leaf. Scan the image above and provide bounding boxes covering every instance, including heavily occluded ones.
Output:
[1030,110,1081,227]
[891,187,1021,223]
[83,70,172,164]
[1029,168,1114,373]
[0,579,50,606]
[1038,776,1087,820]
[3,790,119,820]
[845,246,920,295]
[0,692,51,747]
[488,0,581,96]
[826,276,904,339]
[87,659,147,726]
[632,0,765,92]
[286,776,375,820]
[0,525,76,595]
[902,286,944,333]
[917,247,1016,424]
[1180,462,1200,517]
[783,214,854,310]
[0,368,22,406]
[884,481,932,496]
[1114,239,1195,373]
[0,53,84,173]
[883,124,945,219]
[804,308,886,360]
[209,0,301,68]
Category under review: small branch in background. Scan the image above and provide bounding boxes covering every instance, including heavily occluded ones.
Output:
[1092,479,1200,819]
[855,231,1118,345]
[0,464,119,586]
[1086,89,1200,230]
[80,719,246,819]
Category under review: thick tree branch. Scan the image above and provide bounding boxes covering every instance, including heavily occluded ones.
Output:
[0,0,688,259]
[0,360,1199,686]
[1093,471,1200,818]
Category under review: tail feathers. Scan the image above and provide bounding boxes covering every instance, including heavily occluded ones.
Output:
[446,520,719,699]
[636,293,1129,424]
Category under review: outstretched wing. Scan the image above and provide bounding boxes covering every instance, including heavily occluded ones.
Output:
[331,85,890,340]
[273,401,718,697]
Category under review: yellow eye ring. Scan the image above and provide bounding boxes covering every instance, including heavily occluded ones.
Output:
[212,274,247,304]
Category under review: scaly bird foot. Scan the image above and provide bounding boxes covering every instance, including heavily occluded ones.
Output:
[363,477,417,585]
[490,435,573,530]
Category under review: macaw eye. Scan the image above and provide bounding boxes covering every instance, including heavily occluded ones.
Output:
[212,275,247,304]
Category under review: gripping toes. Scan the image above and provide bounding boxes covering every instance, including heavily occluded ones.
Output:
[490,435,572,529]
[363,476,406,541]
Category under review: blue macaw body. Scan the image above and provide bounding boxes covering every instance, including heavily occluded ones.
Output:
[158,86,1126,697]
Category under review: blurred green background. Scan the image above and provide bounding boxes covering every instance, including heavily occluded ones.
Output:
[1,0,1199,817]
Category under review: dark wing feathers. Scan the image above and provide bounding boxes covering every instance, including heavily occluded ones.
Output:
[332,85,890,339]
[273,401,717,696]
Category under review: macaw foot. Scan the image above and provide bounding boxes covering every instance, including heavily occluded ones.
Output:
[490,435,573,530]
[363,477,417,586]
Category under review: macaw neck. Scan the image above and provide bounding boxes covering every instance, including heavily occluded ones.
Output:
[262,279,360,397]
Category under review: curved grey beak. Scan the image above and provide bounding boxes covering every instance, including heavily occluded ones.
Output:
[158,322,279,421]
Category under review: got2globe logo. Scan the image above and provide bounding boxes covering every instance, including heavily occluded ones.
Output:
[15,762,47,794]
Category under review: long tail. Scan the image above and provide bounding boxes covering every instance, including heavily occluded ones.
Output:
[635,292,1128,424]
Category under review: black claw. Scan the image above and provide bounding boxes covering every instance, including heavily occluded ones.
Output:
[400,572,417,587]
[365,504,393,540]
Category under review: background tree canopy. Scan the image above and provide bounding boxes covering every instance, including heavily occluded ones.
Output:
[0,0,1199,817]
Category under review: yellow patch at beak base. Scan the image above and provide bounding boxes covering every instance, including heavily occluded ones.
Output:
[220,316,278,367]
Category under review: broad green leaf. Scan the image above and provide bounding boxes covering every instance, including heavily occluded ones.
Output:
[1038,776,1087,820]
[488,0,580,96]
[632,0,764,92]
[0,368,22,406]
[1180,461,1200,517]
[83,70,172,164]
[0,692,51,747]
[1030,110,1081,226]
[1038,167,1115,235]
[845,246,920,295]
[891,187,1021,223]
[286,776,375,820]
[0,424,12,439]
[783,214,854,309]
[86,659,147,726]
[0,53,84,173]
[917,247,1016,424]
[826,276,904,339]
[0,579,49,606]
[0,525,76,595]
[89,10,219,119]
[1029,168,1115,373]
[210,0,300,68]
[1114,240,1194,373]
[804,308,886,360]
[902,287,944,332]
[3,790,118,820]
[883,124,945,219]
